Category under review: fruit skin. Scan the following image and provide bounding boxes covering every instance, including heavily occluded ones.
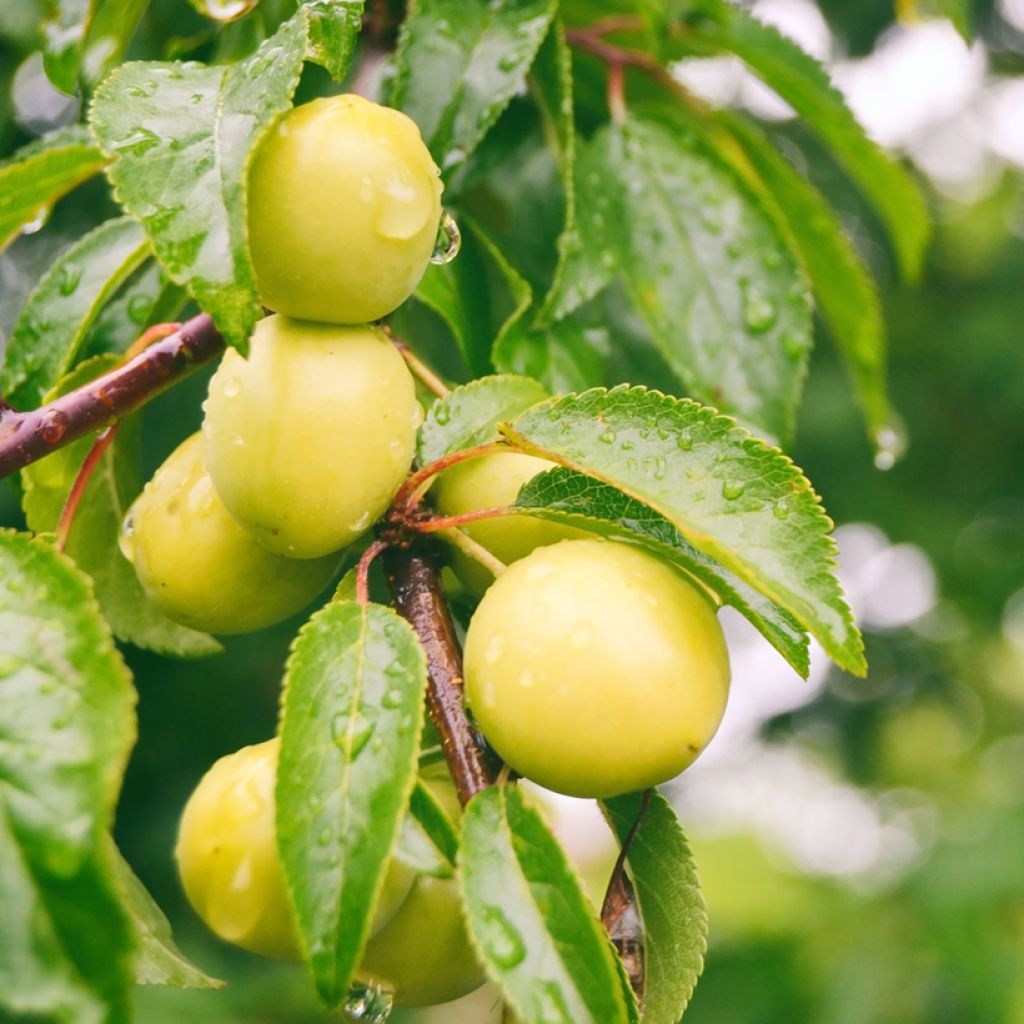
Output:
[434,452,587,594]
[203,314,419,559]
[248,94,443,324]
[359,776,485,1007]
[175,738,414,961]
[463,538,731,798]
[120,433,338,634]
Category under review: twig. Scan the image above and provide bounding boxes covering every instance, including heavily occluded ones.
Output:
[387,331,450,400]
[0,313,225,479]
[383,543,495,806]
[54,426,119,553]
[407,506,509,533]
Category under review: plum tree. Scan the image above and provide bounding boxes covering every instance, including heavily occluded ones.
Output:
[175,738,414,961]
[433,451,588,593]
[202,314,420,559]
[463,538,731,798]
[120,433,339,634]
[248,94,443,324]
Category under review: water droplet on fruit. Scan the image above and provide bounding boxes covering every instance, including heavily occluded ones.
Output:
[742,285,776,333]
[722,480,745,501]
[568,624,591,649]
[478,907,525,968]
[484,634,506,664]
[430,210,461,265]
[342,982,394,1022]
[222,376,241,398]
[525,561,554,584]
[410,403,424,428]
[872,418,907,471]
[57,264,81,296]
[187,476,217,517]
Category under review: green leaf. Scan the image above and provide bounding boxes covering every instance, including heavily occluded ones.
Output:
[717,112,890,439]
[0,216,150,410]
[105,838,224,990]
[503,387,866,675]
[80,0,150,87]
[389,0,556,172]
[88,14,308,351]
[302,0,365,79]
[493,311,611,396]
[515,467,809,675]
[277,600,428,1006]
[0,531,136,1022]
[573,113,813,444]
[460,785,634,1024]
[602,792,707,1024]
[687,5,930,281]
[417,374,549,467]
[394,779,458,879]
[0,126,107,253]
[21,357,222,658]
[42,0,96,94]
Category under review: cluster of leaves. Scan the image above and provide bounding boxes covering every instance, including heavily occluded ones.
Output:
[0,0,937,1021]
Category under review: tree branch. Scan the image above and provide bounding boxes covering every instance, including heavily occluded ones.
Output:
[382,542,495,806]
[0,313,225,480]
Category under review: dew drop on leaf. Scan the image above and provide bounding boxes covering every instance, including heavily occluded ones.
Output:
[479,907,526,968]
[722,480,745,501]
[742,285,777,333]
[433,404,450,426]
[598,429,615,444]
[57,264,82,296]
[127,294,152,324]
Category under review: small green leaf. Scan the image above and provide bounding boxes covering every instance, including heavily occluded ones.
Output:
[21,357,222,658]
[460,785,634,1024]
[515,467,809,675]
[302,0,365,79]
[417,374,549,467]
[0,217,150,410]
[105,837,224,989]
[571,113,813,444]
[42,0,96,94]
[504,387,866,675]
[89,14,308,350]
[687,5,930,281]
[394,779,458,879]
[277,600,428,1006]
[602,792,707,1024]
[390,0,556,172]
[718,112,890,438]
[0,126,107,253]
[80,0,150,87]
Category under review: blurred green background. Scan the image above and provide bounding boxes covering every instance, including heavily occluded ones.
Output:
[2,0,1023,1021]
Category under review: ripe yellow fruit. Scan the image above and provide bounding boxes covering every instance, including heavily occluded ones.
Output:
[202,314,419,559]
[433,452,587,594]
[359,775,485,1007]
[175,739,414,961]
[248,94,443,324]
[120,433,338,634]
[463,539,731,798]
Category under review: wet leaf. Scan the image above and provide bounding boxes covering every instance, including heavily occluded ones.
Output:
[42,0,96,95]
[277,600,427,1006]
[504,386,866,675]
[302,0,365,80]
[394,779,458,879]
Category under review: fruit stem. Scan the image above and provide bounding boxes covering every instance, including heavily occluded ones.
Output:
[55,425,119,554]
[407,506,510,533]
[382,543,495,806]
[355,537,392,605]
[390,441,509,514]
[387,331,450,400]
[0,313,225,480]
[435,527,508,580]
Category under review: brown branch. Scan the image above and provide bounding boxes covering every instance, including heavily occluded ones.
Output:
[382,542,495,807]
[0,313,225,480]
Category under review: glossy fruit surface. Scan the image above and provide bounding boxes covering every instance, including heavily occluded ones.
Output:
[203,314,419,558]
[175,739,413,960]
[359,775,485,1007]
[434,451,587,594]
[120,433,338,634]
[463,539,731,798]
[248,94,443,324]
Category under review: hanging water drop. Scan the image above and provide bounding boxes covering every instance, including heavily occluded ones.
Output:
[342,982,394,1023]
[202,0,258,21]
[430,210,461,265]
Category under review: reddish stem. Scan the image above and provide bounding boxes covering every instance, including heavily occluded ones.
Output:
[390,441,509,514]
[54,425,120,553]
[120,321,182,362]
[406,506,510,533]
[355,537,392,605]
[383,543,495,806]
[0,313,225,479]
